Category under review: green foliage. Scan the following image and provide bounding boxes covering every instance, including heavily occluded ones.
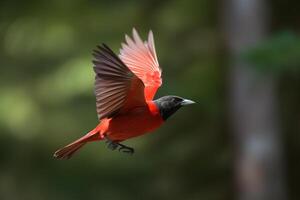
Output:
[243,31,300,73]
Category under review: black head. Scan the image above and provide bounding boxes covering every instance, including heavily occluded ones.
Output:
[154,95,195,121]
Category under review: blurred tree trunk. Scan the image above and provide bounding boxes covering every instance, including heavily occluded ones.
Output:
[223,0,287,200]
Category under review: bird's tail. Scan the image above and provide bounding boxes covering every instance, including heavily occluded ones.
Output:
[53,127,100,159]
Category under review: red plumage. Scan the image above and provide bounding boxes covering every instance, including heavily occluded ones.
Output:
[54,28,194,159]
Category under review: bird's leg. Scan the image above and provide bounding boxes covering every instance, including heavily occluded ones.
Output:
[105,136,119,151]
[105,136,134,154]
[117,143,135,155]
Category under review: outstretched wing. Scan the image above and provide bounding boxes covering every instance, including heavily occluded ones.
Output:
[92,44,146,120]
[119,28,162,101]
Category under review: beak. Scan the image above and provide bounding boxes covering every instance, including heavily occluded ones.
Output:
[181,99,196,106]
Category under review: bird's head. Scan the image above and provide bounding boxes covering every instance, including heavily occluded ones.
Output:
[154,95,195,121]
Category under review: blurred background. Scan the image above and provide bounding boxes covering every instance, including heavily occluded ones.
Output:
[0,0,299,199]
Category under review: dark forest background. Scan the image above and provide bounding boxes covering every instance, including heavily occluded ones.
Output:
[0,0,299,200]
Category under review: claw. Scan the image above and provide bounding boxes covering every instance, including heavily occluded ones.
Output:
[107,142,118,150]
[118,146,134,155]
[105,137,118,150]
[118,147,123,152]
[105,136,134,154]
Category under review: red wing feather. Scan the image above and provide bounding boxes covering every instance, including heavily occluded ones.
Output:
[119,28,162,101]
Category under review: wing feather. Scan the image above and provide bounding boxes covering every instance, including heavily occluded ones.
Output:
[93,44,146,120]
[119,28,162,101]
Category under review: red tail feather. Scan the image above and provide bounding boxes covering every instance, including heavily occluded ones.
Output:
[54,127,100,159]
[54,142,86,159]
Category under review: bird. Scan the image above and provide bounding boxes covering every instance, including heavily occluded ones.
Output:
[54,28,195,159]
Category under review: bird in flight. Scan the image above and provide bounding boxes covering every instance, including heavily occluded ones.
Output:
[54,28,195,159]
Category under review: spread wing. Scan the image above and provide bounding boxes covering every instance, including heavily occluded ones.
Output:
[119,28,162,101]
[92,44,146,120]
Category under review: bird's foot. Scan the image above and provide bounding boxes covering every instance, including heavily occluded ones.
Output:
[117,143,135,155]
[105,136,134,155]
[105,140,119,150]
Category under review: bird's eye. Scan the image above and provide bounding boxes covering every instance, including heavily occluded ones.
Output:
[172,98,181,104]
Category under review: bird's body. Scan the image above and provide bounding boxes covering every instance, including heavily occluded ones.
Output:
[99,101,163,141]
[54,29,194,159]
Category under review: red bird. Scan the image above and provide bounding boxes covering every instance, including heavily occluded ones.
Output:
[54,29,195,159]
